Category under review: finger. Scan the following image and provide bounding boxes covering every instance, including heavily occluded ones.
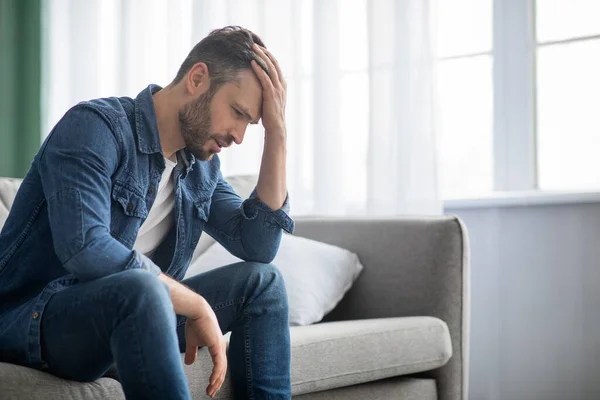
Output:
[217,363,226,385]
[209,373,218,390]
[210,359,226,386]
[218,372,225,389]
[209,382,221,398]
[208,343,227,395]
[253,44,280,87]
[210,384,221,396]
[209,361,226,393]
[259,46,286,87]
[252,43,278,81]
[208,377,222,396]
[208,354,225,383]
[184,344,197,365]
[250,59,274,91]
[209,361,223,382]
[208,377,223,398]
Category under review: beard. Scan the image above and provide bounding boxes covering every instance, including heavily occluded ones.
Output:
[178,86,217,161]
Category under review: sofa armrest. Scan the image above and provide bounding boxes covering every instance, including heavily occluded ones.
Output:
[292,215,470,400]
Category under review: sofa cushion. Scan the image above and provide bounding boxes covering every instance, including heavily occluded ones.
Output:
[143,316,452,398]
[0,177,22,230]
[0,316,451,399]
[0,362,126,400]
[184,317,452,399]
[288,316,451,394]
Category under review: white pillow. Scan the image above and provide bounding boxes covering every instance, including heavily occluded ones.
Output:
[184,234,364,326]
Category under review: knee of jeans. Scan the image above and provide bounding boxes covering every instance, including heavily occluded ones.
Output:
[114,269,171,307]
[244,262,288,306]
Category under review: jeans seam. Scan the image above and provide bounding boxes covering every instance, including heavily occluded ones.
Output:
[243,305,253,400]
[214,297,246,312]
[111,288,154,393]
[241,269,282,399]
[125,311,151,391]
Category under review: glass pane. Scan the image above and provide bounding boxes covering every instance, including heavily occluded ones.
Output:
[339,0,368,71]
[537,40,600,190]
[437,55,494,198]
[436,0,493,58]
[536,0,600,43]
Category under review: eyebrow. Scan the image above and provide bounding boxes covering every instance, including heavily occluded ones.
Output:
[235,103,259,124]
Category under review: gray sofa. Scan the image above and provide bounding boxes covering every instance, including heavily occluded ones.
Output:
[0,177,470,400]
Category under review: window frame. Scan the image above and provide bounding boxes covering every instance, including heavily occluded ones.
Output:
[492,0,537,192]
[440,0,600,201]
[436,0,535,198]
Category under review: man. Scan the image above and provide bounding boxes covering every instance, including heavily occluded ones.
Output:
[0,26,293,399]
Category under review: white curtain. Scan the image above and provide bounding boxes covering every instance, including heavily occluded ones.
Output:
[43,0,440,216]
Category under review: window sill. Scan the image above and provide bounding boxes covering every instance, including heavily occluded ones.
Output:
[443,190,600,210]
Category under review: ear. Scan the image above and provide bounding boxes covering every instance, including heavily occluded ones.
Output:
[184,62,210,96]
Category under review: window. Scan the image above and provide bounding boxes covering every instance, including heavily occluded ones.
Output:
[437,0,600,197]
[436,0,494,198]
[536,0,600,191]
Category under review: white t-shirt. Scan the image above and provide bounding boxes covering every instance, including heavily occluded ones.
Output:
[133,155,177,257]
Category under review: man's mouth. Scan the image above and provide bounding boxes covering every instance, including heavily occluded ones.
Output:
[211,138,224,154]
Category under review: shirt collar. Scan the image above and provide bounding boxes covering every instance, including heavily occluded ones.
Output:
[134,84,196,172]
[134,84,163,155]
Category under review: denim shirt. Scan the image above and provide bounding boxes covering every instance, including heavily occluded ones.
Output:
[0,84,294,370]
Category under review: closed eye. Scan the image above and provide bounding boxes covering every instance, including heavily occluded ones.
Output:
[232,103,258,124]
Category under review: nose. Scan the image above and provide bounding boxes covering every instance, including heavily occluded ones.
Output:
[230,124,247,145]
[231,132,243,145]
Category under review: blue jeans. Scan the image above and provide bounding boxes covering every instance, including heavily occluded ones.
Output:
[39,262,291,399]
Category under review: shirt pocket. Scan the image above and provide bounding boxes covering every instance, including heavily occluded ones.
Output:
[110,181,148,247]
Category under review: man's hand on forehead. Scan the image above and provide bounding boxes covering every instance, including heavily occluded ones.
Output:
[250,44,287,136]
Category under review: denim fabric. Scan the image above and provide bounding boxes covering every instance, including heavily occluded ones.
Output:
[40,262,291,400]
[0,84,294,396]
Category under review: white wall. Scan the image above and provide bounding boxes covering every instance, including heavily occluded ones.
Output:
[446,200,600,400]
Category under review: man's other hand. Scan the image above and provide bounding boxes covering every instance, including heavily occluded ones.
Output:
[184,302,227,398]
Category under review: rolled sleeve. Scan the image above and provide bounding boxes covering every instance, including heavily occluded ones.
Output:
[203,173,295,263]
[242,188,295,234]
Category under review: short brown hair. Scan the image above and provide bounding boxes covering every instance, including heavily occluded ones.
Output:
[173,26,268,88]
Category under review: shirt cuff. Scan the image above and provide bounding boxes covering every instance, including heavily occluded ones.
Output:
[243,188,295,234]
[127,250,163,276]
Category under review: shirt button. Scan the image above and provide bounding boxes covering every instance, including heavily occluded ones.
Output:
[148,187,154,195]
[33,312,39,319]
[126,203,133,212]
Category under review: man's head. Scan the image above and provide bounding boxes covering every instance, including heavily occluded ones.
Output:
[171,26,269,161]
